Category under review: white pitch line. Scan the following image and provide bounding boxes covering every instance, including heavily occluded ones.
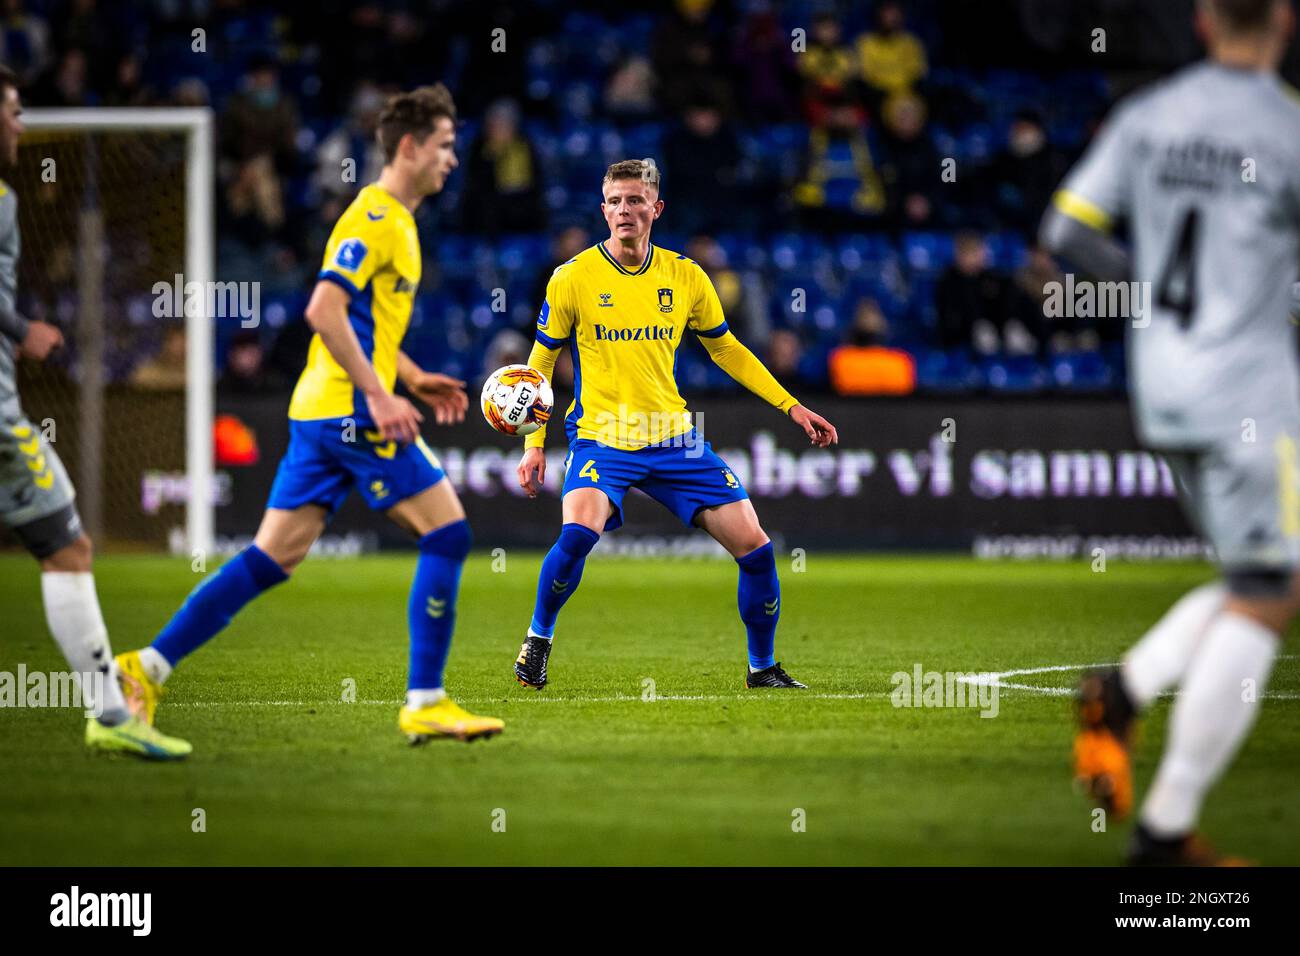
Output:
[956,659,1300,700]
[156,656,1300,708]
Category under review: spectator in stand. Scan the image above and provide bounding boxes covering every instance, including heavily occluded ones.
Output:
[483,329,530,376]
[797,13,861,127]
[315,80,388,203]
[604,56,657,118]
[218,331,283,395]
[766,328,805,384]
[731,5,798,124]
[793,93,886,229]
[985,110,1070,235]
[652,0,732,117]
[792,15,886,229]
[935,232,1033,356]
[828,298,916,396]
[0,0,49,86]
[130,325,187,391]
[1015,246,1096,355]
[54,0,115,86]
[856,0,928,111]
[662,100,743,237]
[218,55,301,245]
[460,98,547,236]
[169,76,210,108]
[219,54,300,174]
[31,47,93,106]
[105,52,156,107]
[686,235,759,341]
[878,90,941,229]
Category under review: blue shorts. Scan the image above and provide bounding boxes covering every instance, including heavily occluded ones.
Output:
[267,418,445,515]
[562,430,749,531]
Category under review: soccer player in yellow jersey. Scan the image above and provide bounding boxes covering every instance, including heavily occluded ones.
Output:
[512,159,838,690]
[115,86,504,744]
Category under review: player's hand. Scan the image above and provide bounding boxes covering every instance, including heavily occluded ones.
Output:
[790,405,838,448]
[19,321,63,362]
[408,372,468,425]
[517,446,546,499]
[366,389,423,445]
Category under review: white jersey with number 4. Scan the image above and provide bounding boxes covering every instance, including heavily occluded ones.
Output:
[1057,61,1300,449]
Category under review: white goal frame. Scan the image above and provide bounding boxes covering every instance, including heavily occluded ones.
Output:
[23,108,215,555]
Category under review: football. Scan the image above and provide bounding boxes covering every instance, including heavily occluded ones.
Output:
[480,364,554,436]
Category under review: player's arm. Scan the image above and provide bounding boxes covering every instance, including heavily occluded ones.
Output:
[517,338,561,498]
[518,275,575,498]
[1039,199,1131,283]
[691,268,837,447]
[304,280,422,443]
[1038,102,1134,283]
[699,329,837,447]
[0,301,60,360]
[396,349,467,425]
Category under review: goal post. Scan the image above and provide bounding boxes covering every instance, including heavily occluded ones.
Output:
[20,108,216,556]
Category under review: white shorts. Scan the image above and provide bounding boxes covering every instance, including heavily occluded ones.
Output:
[1163,430,1300,573]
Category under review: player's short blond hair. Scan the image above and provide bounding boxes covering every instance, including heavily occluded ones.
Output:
[603,159,660,194]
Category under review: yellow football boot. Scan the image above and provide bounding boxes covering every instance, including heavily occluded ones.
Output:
[86,715,192,760]
[116,650,165,726]
[399,697,504,744]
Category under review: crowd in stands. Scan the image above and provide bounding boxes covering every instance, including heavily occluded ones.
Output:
[9,0,1132,397]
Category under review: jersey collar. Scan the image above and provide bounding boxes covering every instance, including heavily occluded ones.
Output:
[597,241,654,276]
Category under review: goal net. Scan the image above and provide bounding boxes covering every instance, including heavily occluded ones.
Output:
[1,109,213,555]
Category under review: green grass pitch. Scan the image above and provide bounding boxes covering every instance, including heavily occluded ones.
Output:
[1,552,1296,865]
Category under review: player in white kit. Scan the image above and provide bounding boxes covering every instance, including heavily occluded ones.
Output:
[1041,0,1300,864]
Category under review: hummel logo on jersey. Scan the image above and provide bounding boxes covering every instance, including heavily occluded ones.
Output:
[593,324,675,342]
[551,578,569,594]
[426,597,447,619]
[369,479,389,500]
[366,207,387,221]
[393,276,415,294]
[598,293,613,307]
[764,599,779,616]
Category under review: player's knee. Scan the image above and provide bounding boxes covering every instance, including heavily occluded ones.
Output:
[254,537,307,575]
[16,503,87,570]
[731,531,772,562]
[39,531,93,573]
[1224,567,1300,631]
[419,518,472,563]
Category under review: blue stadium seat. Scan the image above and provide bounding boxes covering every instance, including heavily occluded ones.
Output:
[984,354,1048,394]
[901,233,955,275]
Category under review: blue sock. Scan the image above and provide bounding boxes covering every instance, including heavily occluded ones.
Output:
[736,542,779,670]
[529,523,600,639]
[152,545,289,665]
[408,519,472,691]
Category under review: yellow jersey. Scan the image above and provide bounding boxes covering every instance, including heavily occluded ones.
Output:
[288,183,421,422]
[527,242,798,450]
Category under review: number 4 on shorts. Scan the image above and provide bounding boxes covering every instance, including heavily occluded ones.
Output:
[579,459,600,482]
